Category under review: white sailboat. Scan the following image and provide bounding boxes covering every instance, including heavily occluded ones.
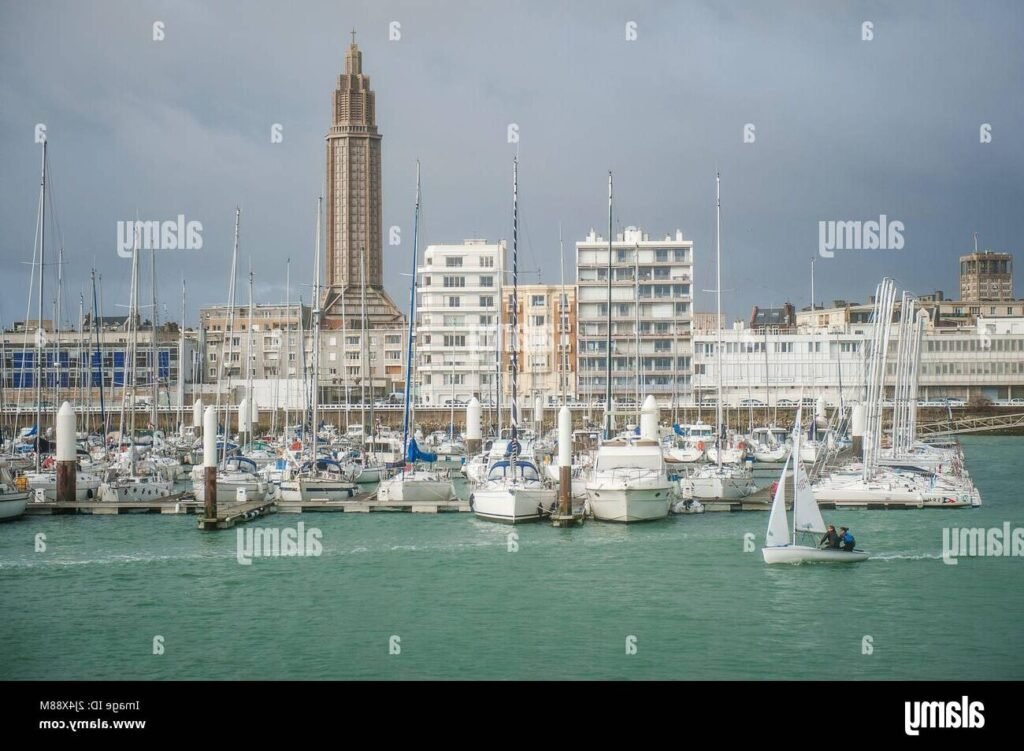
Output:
[683,173,754,501]
[376,163,455,505]
[763,413,869,564]
[470,158,556,523]
[278,197,357,502]
[0,464,30,519]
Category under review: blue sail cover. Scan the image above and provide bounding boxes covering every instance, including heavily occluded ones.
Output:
[406,437,437,463]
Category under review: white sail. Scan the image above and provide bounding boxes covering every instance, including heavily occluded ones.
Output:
[792,412,826,534]
[765,451,791,546]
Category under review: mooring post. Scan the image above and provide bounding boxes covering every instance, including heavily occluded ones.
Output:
[203,405,218,520]
[56,401,77,503]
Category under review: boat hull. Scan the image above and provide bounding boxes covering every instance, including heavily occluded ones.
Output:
[683,474,755,501]
[472,487,555,523]
[376,477,454,503]
[0,494,29,520]
[762,545,870,564]
[278,478,356,502]
[585,484,674,522]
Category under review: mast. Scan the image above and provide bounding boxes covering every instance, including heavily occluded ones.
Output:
[78,294,86,430]
[217,208,241,463]
[283,258,291,439]
[34,141,46,472]
[715,172,724,470]
[150,245,159,429]
[98,274,108,436]
[510,156,520,462]
[177,278,185,435]
[246,266,254,444]
[634,241,640,422]
[559,223,567,406]
[361,246,375,453]
[401,162,421,467]
[364,247,372,444]
[604,171,613,440]
[55,240,63,410]
[311,198,322,467]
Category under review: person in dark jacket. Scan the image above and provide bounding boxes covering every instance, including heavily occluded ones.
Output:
[820,524,840,549]
[839,527,856,552]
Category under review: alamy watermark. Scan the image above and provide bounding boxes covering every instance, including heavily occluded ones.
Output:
[818,215,904,258]
[905,697,984,735]
[116,215,203,258]
[941,522,1024,565]
[236,522,323,565]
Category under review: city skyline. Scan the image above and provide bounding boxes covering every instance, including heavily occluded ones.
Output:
[1,1,1022,328]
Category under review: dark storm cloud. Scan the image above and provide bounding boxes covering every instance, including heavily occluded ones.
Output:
[1,0,1021,327]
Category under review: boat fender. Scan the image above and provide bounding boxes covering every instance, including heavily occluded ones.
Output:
[468,494,474,510]
[697,442,705,451]
[86,488,93,499]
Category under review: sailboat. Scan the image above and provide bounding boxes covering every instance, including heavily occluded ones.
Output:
[377,163,455,504]
[684,173,755,501]
[763,411,869,564]
[278,197,357,502]
[470,158,556,523]
[98,238,175,503]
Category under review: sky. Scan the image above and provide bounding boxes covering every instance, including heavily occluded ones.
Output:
[1,0,1021,328]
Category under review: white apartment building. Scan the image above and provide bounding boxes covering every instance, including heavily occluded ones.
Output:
[576,227,693,405]
[693,318,1024,407]
[416,240,505,406]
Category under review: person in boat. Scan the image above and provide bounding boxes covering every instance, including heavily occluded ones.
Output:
[839,527,856,552]
[819,524,840,549]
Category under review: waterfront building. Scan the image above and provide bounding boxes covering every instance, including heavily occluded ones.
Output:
[576,227,693,407]
[501,283,577,406]
[415,240,504,407]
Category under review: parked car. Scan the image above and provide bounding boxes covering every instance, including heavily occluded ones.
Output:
[739,398,765,407]
[777,399,798,407]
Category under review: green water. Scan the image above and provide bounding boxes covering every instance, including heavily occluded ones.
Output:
[1,436,1021,680]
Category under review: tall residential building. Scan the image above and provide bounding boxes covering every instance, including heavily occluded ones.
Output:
[501,284,577,405]
[321,34,403,326]
[576,227,693,406]
[416,240,505,406]
[960,250,1014,302]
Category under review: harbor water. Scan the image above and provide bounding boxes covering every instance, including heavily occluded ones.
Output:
[1,435,1021,680]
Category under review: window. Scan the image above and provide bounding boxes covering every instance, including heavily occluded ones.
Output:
[385,335,401,345]
[479,315,494,326]
[443,373,465,385]
[448,297,461,308]
[479,296,494,308]
[655,249,669,262]
[480,276,494,287]
[445,256,463,267]
[346,336,360,346]
[530,315,545,327]
[531,295,545,307]
[443,276,465,288]
[423,276,430,286]
[443,315,464,327]
[208,352,217,361]
[385,351,401,361]
[654,340,671,352]
[481,256,495,267]
[443,335,467,347]
[776,342,793,353]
